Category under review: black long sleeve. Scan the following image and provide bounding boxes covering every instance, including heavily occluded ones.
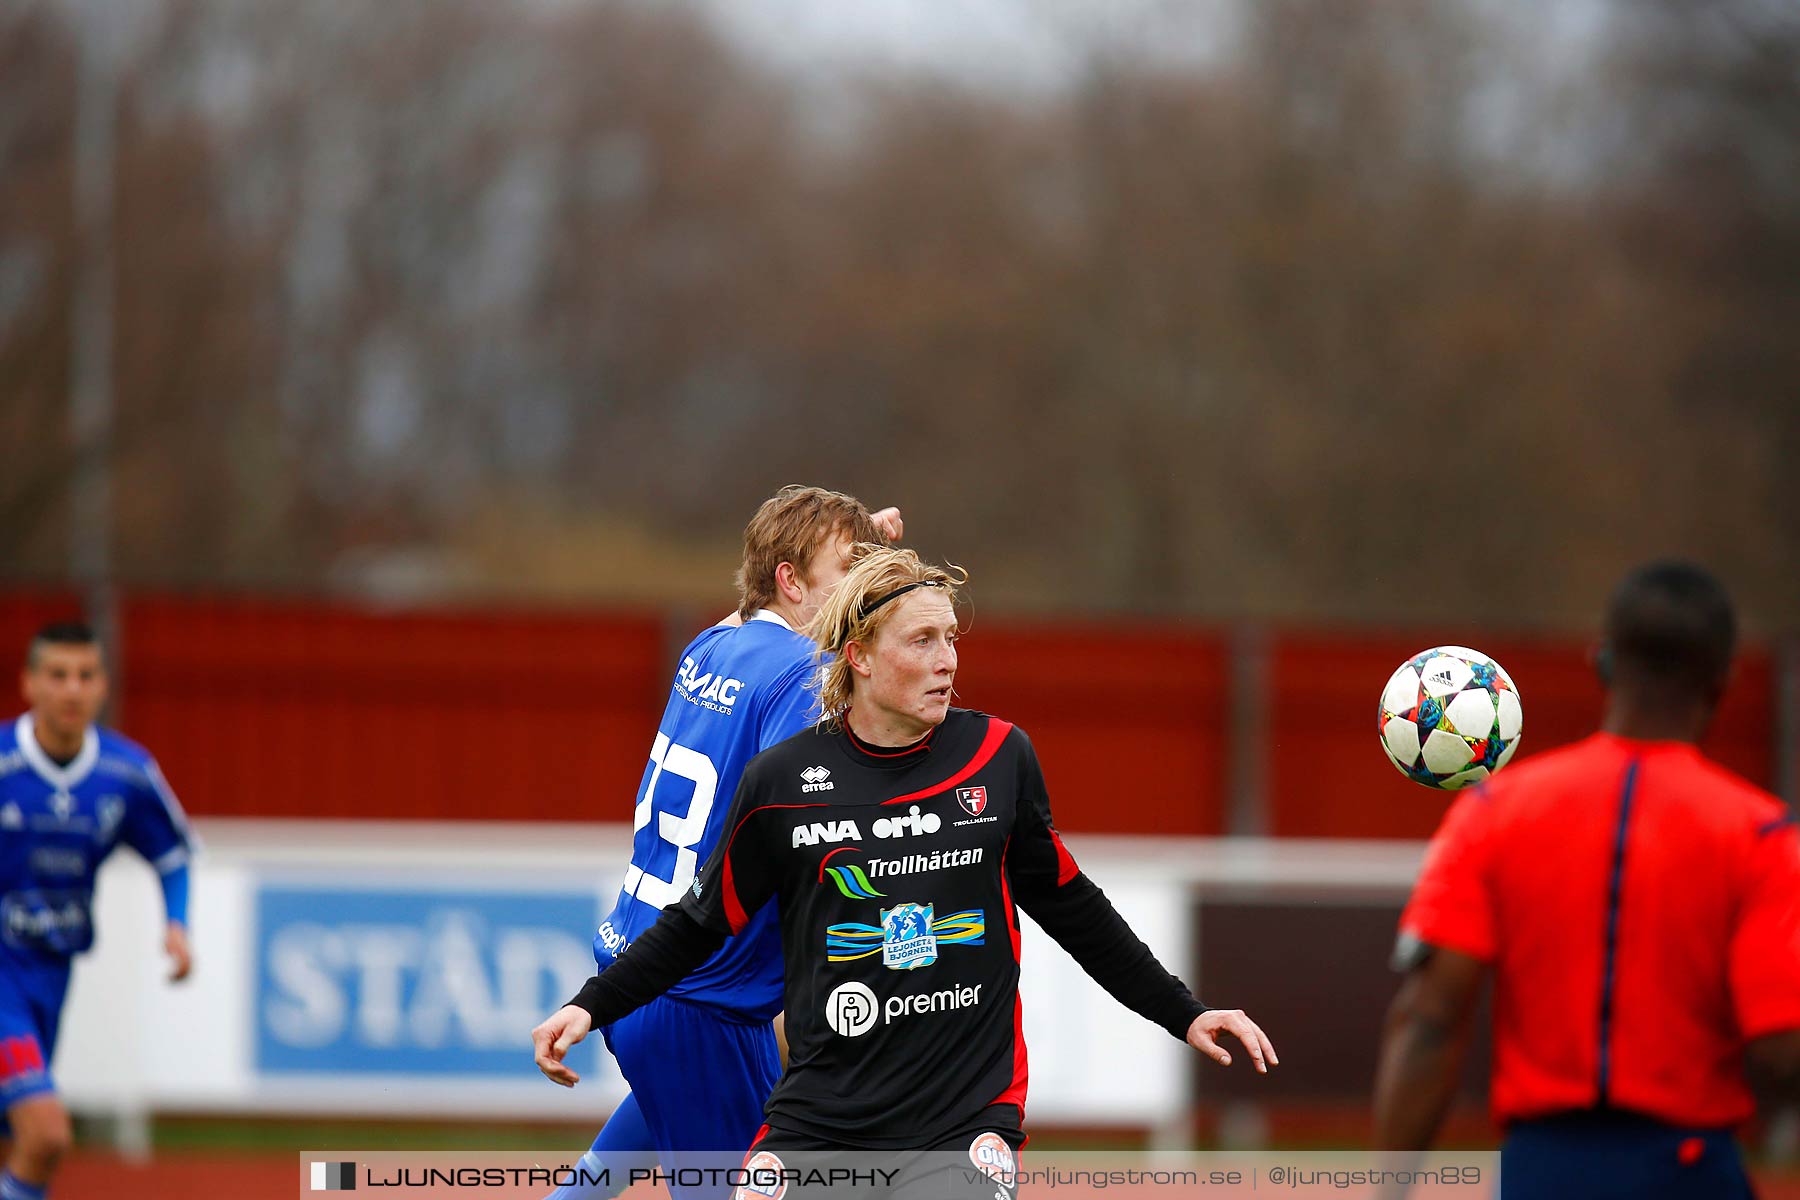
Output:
[1019,872,1208,1041]
[1004,729,1207,1041]
[566,905,726,1026]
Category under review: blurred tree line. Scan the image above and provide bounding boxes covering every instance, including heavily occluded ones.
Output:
[1,0,1795,631]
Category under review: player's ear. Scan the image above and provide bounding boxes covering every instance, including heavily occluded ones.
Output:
[844,639,874,679]
[1593,644,1613,687]
[774,561,804,605]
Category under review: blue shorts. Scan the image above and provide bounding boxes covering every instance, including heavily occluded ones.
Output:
[0,953,69,1112]
[602,995,780,1159]
[1501,1110,1754,1200]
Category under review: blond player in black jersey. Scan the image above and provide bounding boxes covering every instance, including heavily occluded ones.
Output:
[534,549,1275,1194]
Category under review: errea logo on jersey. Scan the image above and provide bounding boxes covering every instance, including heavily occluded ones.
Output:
[676,657,744,715]
[800,766,834,793]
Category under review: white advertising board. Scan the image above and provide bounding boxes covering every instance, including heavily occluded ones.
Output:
[57,821,1195,1127]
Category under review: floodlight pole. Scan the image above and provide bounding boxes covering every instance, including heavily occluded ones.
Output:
[70,2,151,1159]
[69,0,122,706]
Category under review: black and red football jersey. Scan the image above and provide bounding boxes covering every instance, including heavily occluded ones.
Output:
[572,708,1206,1147]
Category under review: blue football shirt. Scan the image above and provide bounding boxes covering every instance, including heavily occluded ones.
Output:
[595,611,821,1021]
[0,714,196,970]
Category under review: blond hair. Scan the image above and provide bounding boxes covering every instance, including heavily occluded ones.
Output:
[735,485,888,620]
[806,547,966,721]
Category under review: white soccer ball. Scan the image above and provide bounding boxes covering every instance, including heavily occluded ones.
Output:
[1378,645,1523,790]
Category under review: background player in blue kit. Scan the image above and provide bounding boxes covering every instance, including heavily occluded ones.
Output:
[548,487,898,1200]
[0,623,196,1200]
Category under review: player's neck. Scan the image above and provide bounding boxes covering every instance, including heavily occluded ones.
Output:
[30,715,86,761]
[764,598,807,632]
[1600,695,1712,745]
[845,705,934,749]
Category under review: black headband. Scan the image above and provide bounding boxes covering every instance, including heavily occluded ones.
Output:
[858,579,945,619]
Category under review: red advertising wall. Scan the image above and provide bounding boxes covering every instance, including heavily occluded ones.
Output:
[951,622,1230,836]
[118,595,669,822]
[0,593,1782,835]
[0,592,83,669]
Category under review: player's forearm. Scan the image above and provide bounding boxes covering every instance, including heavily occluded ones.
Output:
[1371,1001,1469,1149]
[566,907,725,1026]
[159,863,191,927]
[1021,873,1206,1039]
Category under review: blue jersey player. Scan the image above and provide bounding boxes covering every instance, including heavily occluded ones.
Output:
[547,487,897,1200]
[0,622,196,1200]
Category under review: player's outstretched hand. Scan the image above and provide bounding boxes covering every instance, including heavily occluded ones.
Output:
[165,922,193,982]
[1186,1009,1278,1074]
[532,1005,594,1087]
[872,507,904,542]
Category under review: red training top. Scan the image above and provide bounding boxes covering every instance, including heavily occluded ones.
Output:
[1401,732,1800,1128]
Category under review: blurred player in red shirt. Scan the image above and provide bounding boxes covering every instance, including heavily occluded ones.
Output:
[1374,561,1800,1199]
